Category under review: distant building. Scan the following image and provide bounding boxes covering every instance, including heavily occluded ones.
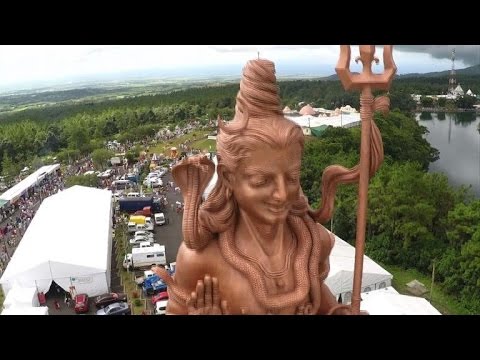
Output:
[299,104,316,116]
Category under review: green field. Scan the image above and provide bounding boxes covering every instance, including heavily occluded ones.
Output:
[148,130,213,155]
[384,264,471,315]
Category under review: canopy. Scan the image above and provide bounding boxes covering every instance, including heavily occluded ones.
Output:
[326,235,393,301]
[0,185,113,297]
[0,199,8,209]
[360,287,442,315]
[3,285,40,308]
[2,306,49,315]
[310,125,328,137]
[285,113,361,129]
[0,163,61,203]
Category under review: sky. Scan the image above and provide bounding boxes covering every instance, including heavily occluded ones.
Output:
[0,45,479,92]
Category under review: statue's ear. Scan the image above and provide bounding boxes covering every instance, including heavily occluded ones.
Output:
[218,164,234,190]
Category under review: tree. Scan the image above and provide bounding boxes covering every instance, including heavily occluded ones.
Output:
[65,174,98,188]
[420,96,434,107]
[92,148,114,171]
[456,95,476,109]
[1,151,20,186]
[446,200,480,249]
[437,97,446,107]
[31,156,44,170]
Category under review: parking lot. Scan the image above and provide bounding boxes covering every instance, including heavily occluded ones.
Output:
[152,172,184,265]
[4,170,185,315]
[109,170,185,315]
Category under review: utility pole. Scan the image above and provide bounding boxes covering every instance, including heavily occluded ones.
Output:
[448,48,456,95]
[430,260,436,303]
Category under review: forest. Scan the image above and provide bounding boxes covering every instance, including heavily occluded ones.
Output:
[1,76,479,312]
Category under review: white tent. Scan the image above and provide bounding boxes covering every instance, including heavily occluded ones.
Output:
[360,287,442,315]
[285,113,361,129]
[326,235,393,303]
[0,163,60,204]
[3,285,40,308]
[2,306,49,315]
[0,185,113,297]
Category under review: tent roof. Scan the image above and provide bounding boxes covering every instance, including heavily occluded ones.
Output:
[286,113,360,129]
[2,306,49,315]
[325,235,392,295]
[0,186,112,285]
[0,164,60,202]
[360,287,442,315]
[310,125,328,137]
[299,104,316,115]
[3,286,37,308]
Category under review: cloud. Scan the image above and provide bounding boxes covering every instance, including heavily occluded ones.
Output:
[208,45,334,53]
[396,45,480,65]
[85,46,122,56]
[208,46,260,53]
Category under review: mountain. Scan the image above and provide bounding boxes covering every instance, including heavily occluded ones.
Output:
[321,64,480,80]
[397,64,480,78]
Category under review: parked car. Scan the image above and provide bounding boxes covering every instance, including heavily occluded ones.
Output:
[151,291,169,305]
[135,270,156,286]
[155,300,168,315]
[154,212,165,226]
[74,294,89,314]
[134,231,154,239]
[96,302,131,315]
[129,236,154,245]
[94,293,128,308]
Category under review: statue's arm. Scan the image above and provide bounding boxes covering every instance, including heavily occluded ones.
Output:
[156,242,230,315]
[316,230,340,315]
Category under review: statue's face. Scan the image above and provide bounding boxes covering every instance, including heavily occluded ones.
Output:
[231,142,301,225]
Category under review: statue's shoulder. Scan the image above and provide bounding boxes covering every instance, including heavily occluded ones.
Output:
[174,240,223,287]
[313,221,335,260]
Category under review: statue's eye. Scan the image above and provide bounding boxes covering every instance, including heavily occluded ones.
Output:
[250,177,268,187]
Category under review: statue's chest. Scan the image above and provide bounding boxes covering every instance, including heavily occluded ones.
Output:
[216,263,309,315]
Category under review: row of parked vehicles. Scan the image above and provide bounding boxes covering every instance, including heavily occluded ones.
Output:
[74,292,130,315]
[116,166,170,314]
[133,266,175,315]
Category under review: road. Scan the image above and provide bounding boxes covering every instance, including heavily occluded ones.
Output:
[153,172,184,265]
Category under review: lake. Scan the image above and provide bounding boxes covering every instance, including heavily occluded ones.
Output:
[417,112,480,197]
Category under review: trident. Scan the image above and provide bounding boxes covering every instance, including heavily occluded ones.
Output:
[335,45,397,314]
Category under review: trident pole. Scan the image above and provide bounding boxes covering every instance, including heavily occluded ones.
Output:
[335,45,396,314]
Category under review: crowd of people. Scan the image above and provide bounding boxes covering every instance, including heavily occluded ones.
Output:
[0,171,65,277]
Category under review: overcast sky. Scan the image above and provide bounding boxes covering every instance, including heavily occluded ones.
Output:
[0,45,479,91]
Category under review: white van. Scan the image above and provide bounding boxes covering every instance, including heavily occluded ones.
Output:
[154,213,165,226]
[130,236,154,245]
[123,244,166,270]
[132,241,154,249]
[155,299,168,315]
[127,222,138,233]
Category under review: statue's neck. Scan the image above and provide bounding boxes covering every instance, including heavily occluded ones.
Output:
[237,210,286,257]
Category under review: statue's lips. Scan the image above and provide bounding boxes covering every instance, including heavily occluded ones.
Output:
[265,205,287,213]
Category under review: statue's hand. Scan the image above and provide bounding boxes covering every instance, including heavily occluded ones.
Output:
[327,304,369,315]
[186,274,230,315]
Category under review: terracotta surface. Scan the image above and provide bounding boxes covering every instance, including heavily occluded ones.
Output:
[333,45,396,314]
[153,47,395,314]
